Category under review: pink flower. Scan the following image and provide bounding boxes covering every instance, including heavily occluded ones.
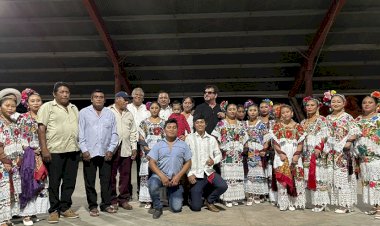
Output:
[371,135,380,143]
[324,91,331,100]
[369,181,376,188]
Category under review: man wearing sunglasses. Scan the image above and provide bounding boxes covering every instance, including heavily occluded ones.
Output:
[193,85,225,135]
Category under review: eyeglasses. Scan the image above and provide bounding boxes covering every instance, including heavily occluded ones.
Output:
[204,91,215,95]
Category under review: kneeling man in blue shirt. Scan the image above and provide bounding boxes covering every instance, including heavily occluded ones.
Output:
[148,118,192,219]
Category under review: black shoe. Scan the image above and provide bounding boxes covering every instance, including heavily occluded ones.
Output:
[152,208,163,219]
[148,208,155,214]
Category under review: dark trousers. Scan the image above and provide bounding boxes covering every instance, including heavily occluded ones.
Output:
[111,148,132,205]
[47,151,80,213]
[135,145,141,196]
[83,156,112,210]
[189,173,228,211]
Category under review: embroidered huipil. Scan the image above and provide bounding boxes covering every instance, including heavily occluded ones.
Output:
[270,122,306,210]
[138,118,165,202]
[244,120,270,195]
[325,112,361,208]
[0,119,23,222]
[355,113,380,206]
[262,119,277,203]
[212,119,247,202]
[300,116,330,206]
[18,112,49,216]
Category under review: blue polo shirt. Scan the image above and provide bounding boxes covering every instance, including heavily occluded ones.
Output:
[148,138,192,179]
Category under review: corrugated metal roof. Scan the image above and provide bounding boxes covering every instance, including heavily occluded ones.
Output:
[0,0,379,99]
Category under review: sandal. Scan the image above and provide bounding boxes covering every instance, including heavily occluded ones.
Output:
[104,206,117,214]
[246,196,253,206]
[1,221,14,226]
[253,196,261,204]
[334,208,349,214]
[365,207,378,215]
[23,217,33,226]
[375,209,380,219]
[89,208,99,217]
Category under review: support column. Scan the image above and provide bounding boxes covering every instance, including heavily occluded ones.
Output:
[289,0,346,98]
[83,0,131,94]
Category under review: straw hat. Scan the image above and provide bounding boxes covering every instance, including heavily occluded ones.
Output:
[0,88,21,105]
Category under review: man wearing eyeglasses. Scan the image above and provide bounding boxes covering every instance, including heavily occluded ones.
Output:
[193,85,225,134]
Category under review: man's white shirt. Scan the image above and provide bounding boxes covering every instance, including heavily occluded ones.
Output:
[159,106,172,121]
[127,103,151,127]
[185,132,222,178]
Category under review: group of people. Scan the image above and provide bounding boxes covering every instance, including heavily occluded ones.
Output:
[0,83,379,225]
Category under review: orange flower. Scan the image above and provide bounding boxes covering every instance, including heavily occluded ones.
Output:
[362,128,370,137]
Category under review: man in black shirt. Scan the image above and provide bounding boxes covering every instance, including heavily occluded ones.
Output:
[193,85,225,135]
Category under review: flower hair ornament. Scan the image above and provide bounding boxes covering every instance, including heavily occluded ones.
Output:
[273,103,284,119]
[21,88,39,108]
[220,100,228,112]
[302,96,322,108]
[323,90,346,111]
[145,101,152,111]
[371,91,380,101]
[261,98,273,110]
[244,99,256,111]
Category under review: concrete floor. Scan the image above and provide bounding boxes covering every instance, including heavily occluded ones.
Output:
[18,162,379,226]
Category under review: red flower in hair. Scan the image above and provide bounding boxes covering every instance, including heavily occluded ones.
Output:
[371,91,380,99]
[21,88,39,108]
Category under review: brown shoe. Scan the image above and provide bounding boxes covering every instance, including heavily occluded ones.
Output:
[47,211,59,224]
[205,200,220,212]
[120,202,133,210]
[61,208,79,219]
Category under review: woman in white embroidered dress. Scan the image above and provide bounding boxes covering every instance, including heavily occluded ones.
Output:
[0,91,23,226]
[324,90,361,214]
[300,97,330,212]
[259,99,277,204]
[271,105,305,211]
[244,100,270,205]
[355,91,380,219]
[138,102,165,208]
[212,103,246,208]
[18,89,49,226]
